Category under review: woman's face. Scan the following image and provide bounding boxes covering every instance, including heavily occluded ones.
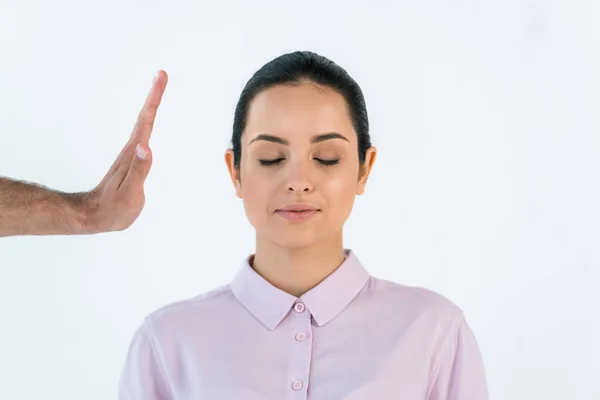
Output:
[225,82,376,248]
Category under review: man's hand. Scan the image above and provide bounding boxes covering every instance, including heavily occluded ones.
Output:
[84,70,169,232]
[0,70,168,237]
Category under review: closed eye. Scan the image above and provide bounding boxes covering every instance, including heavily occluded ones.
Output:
[315,158,339,166]
[258,158,340,167]
[259,158,285,167]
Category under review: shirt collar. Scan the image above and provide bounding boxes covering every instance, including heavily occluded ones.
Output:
[230,249,371,331]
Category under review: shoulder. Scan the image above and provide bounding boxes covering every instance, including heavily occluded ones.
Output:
[361,276,464,331]
[142,284,236,332]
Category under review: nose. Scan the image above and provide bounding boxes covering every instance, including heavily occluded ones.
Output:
[286,160,314,193]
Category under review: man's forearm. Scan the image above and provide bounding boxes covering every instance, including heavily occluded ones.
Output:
[0,177,95,237]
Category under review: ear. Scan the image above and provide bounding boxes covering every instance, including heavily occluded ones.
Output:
[356,146,377,195]
[224,149,243,198]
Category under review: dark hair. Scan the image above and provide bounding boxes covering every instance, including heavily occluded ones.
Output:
[231,51,371,169]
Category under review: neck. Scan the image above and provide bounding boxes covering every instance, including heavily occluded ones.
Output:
[252,233,346,298]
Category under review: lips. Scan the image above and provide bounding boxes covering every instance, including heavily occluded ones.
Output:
[275,204,320,222]
[277,204,319,212]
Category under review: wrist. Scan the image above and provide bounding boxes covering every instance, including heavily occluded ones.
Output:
[63,192,101,235]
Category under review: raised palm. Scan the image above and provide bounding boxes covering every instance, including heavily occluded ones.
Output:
[85,70,168,232]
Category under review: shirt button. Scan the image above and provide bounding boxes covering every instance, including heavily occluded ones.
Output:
[295,332,307,341]
[294,302,305,313]
[292,380,303,391]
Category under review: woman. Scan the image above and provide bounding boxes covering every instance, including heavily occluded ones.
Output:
[118,51,488,400]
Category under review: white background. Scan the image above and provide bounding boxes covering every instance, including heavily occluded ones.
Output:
[1,0,599,399]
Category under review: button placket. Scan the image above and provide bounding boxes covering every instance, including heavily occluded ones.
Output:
[286,301,312,398]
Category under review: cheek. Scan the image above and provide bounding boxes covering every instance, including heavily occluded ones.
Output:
[240,169,275,217]
[320,169,359,208]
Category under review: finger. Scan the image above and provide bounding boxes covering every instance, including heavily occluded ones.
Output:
[102,71,167,183]
[131,70,169,146]
[119,143,153,192]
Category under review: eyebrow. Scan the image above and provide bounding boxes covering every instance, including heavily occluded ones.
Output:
[249,132,350,145]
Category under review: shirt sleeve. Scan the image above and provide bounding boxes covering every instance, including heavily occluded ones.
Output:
[118,319,173,400]
[427,313,489,400]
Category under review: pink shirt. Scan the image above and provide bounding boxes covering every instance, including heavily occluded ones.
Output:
[118,250,488,399]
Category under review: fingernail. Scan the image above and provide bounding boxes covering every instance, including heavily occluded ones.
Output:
[136,144,147,160]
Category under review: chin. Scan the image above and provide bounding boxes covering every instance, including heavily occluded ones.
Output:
[267,229,324,249]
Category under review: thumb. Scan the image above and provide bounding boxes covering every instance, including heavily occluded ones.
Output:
[122,143,153,190]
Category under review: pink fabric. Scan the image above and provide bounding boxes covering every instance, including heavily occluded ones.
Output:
[118,250,488,399]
